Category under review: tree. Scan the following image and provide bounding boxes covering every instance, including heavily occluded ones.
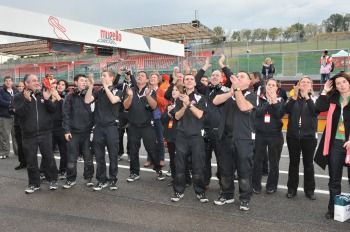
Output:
[260,29,268,41]
[268,27,282,41]
[343,13,350,32]
[211,26,225,45]
[231,31,241,41]
[251,28,262,42]
[289,23,305,41]
[304,23,320,39]
[241,29,252,41]
[323,14,344,32]
[282,28,293,41]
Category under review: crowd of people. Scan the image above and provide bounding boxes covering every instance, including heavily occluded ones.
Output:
[0,55,349,220]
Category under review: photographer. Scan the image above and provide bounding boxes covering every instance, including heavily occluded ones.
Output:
[123,71,165,182]
[13,74,58,194]
[85,70,122,191]
[62,74,94,189]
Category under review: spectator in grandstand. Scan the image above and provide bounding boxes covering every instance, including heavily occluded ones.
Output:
[123,71,165,183]
[0,76,18,159]
[261,57,275,80]
[51,79,68,180]
[252,79,285,194]
[320,50,333,84]
[277,80,288,102]
[212,71,257,211]
[170,74,208,203]
[285,76,318,200]
[314,72,350,219]
[13,81,25,170]
[85,70,123,191]
[191,68,198,77]
[13,74,58,194]
[62,74,94,189]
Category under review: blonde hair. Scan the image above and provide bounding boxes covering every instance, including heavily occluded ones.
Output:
[264,57,272,65]
[299,76,314,96]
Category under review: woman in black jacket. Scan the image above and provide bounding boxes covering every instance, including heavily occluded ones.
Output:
[314,72,350,219]
[285,76,318,200]
[261,57,275,80]
[252,79,285,194]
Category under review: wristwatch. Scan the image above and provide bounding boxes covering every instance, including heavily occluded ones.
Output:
[234,88,241,92]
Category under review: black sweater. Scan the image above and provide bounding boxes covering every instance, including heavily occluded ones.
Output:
[63,92,93,134]
[285,97,318,139]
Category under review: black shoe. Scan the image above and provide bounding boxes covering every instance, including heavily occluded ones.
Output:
[62,180,76,189]
[213,195,235,206]
[126,173,140,183]
[58,172,67,180]
[93,182,108,191]
[252,188,261,194]
[171,192,184,202]
[25,185,40,194]
[109,180,118,191]
[196,192,209,203]
[85,178,94,187]
[239,201,250,211]
[266,189,277,194]
[305,193,316,200]
[286,191,297,198]
[157,170,165,181]
[49,181,58,190]
[15,164,26,170]
[325,211,334,220]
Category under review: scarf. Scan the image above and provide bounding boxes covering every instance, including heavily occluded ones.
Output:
[323,103,350,164]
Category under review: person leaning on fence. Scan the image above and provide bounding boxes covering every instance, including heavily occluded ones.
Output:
[285,76,318,200]
[314,72,350,220]
[261,57,275,80]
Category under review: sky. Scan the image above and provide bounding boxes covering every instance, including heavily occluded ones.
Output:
[0,0,349,31]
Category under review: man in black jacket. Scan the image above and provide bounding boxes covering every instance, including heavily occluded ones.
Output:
[62,74,94,189]
[13,74,58,194]
[0,76,18,159]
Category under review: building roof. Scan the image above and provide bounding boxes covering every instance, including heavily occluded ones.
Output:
[123,22,214,42]
[0,40,49,56]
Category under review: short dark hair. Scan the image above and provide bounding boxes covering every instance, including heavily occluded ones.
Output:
[3,76,12,82]
[57,79,68,88]
[251,72,261,81]
[137,71,148,78]
[74,74,86,82]
[238,71,251,80]
[101,69,116,78]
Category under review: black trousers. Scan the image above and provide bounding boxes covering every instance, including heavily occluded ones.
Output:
[253,134,284,191]
[118,112,130,156]
[66,132,94,182]
[168,140,191,182]
[328,139,347,213]
[174,133,205,194]
[204,129,221,186]
[14,125,25,166]
[220,137,254,201]
[52,129,67,173]
[286,137,317,194]
[128,124,161,175]
[23,133,58,186]
[93,125,119,182]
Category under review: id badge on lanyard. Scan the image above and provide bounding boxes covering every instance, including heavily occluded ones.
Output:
[339,109,345,135]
